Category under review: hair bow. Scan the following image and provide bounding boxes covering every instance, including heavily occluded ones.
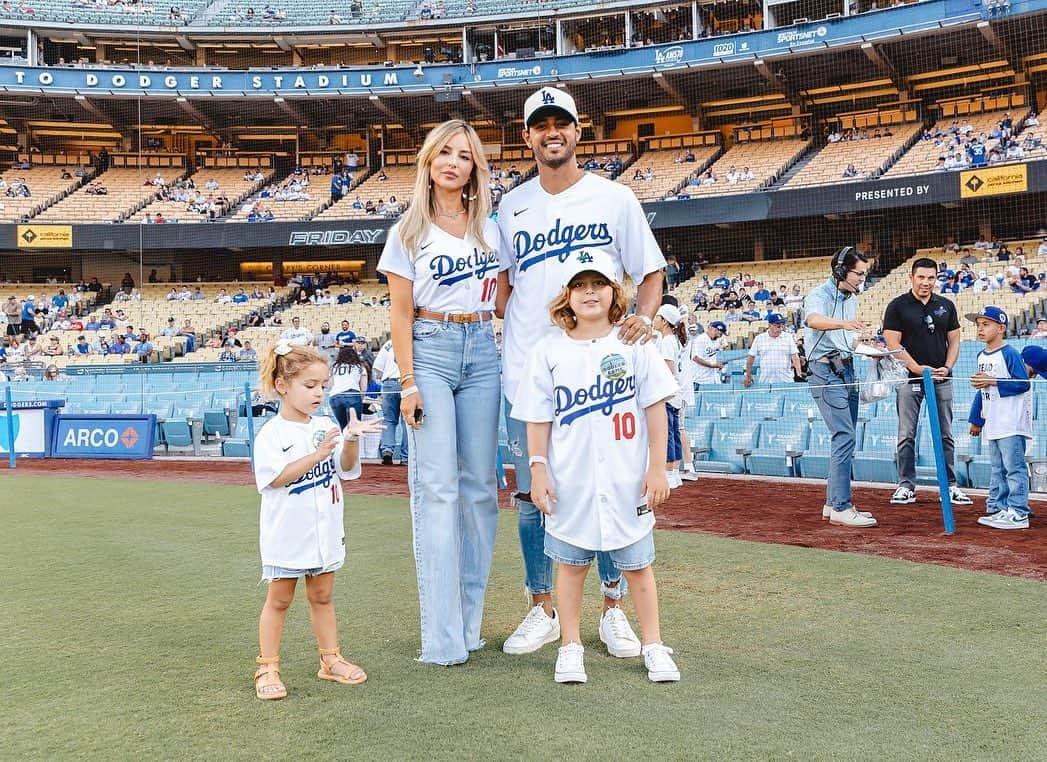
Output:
[274,340,294,356]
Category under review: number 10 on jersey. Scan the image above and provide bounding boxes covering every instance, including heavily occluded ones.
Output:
[612,412,636,440]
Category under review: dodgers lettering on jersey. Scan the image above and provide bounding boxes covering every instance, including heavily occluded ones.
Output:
[514,219,614,272]
[972,345,1033,440]
[512,332,678,551]
[378,218,505,314]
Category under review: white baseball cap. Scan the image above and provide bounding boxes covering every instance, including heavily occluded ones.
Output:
[560,249,619,288]
[524,87,579,128]
[656,304,683,326]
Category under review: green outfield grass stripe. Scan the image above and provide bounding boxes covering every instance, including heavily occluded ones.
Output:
[2,475,1045,760]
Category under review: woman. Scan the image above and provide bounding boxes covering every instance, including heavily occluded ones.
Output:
[377,119,502,666]
[328,346,369,428]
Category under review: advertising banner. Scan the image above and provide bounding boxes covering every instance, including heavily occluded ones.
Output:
[51,414,156,459]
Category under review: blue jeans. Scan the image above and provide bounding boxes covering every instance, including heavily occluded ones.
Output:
[409,318,501,664]
[808,361,859,511]
[988,435,1030,517]
[329,391,363,430]
[896,378,956,489]
[380,379,408,461]
[504,398,626,599]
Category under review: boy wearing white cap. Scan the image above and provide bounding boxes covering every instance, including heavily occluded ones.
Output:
[513,250,680,683]
[496,86,666,657]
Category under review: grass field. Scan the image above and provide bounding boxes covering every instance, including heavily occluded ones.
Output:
[3,474,1046,760]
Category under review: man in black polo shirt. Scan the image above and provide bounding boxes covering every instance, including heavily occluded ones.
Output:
[882,257,973,507]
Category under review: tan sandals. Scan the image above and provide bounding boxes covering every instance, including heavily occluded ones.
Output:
[254,655,287,701]
[317,646,368,685]
[254,647,366,699]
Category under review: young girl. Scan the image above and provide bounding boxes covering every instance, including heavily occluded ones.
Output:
[252,340,383,700]
[653,303,687,489]
[514,251,681,684]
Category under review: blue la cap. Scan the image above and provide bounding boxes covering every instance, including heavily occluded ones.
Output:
[766,313,786,325]
[964,306,1008,326]
[709,321,728,334]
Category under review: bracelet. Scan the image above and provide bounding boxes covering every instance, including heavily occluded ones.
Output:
[636,315,653,328]
[401,385,419,398]
[400,372,416,382]
[529,455,548,467]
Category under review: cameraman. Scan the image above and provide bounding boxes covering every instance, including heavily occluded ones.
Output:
[804,247,878,528]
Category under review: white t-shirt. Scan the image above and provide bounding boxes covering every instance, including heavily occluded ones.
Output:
[748,331,798,385]
[281,326,313,346]
[373,340,400,381]
[377,219,505,314]
[678,334,697,406]
[329,363,364,397]
[690,333,722,384]
[498,172,666,406]
[253,415,361,569]
[512,331,678,551]
[656,332,684,409]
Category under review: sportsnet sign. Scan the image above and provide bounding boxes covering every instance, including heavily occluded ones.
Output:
[51,414,156,459]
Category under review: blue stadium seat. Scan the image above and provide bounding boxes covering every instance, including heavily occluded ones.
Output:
[852,418,899,484]
[748,420,810,477]
[693,420,760,474]
[161,418,201,455]
[695,391,740,419]
[795,419,867,480]
[918,425,980,487]
[221,439,252,458]
[741,395,785,420]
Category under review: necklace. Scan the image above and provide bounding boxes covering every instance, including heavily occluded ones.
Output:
[435,207,467,219]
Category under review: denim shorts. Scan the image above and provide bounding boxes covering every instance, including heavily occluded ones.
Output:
[261,559,343,583]
[544,531,655,571]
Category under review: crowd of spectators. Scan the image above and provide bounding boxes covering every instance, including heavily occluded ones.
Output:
[922,113,1043,172]
[938,237,1046,295]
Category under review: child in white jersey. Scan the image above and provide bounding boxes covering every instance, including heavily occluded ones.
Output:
[251,341,383,700]
[653,303,687,489]
[965,307,1032,530]
[513,250,681,684]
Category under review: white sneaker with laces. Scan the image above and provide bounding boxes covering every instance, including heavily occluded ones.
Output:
[554,642,587,684]
[679,470,700,482]
[642,642,681,682]
[822,504,873,520]
[502,605,560,655]
[599,606,642,657]
[977,507,1029,530]
[890,486,917,505]
[829,507,878,527]
[947,486,974,505]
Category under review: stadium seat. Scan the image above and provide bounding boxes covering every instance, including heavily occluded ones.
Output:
[852,418,899,484]
[694,391,740,419]
[740,395,785,420]
[798,419,866,480]
[221,439,252,458]
[160,418,202,456]
[693,420,760,474]
[748,420,810,477]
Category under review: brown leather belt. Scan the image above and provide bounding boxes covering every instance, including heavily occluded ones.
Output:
[415,308,492,324]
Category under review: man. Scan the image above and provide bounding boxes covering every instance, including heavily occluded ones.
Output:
[495,86,665,658]
[335,320,356,347]
[372,338,407,466]
[133,332,154,363]
[238,339,258,362]
[690,320,726,385]
[280,316,313,346]
[4,295,19,336]
[160,316,179,337]
[804,246,879,527]
[19,295,37,338]
[316,321,336,351]
[1030,318,1047,339]
[743,314,801,386]
[353,336,374,366]
[882,257,973,507]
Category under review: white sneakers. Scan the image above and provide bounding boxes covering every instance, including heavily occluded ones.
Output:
[554,643,587,684]
[599,607,642,657]
[679,468,700,482]
[829,507,878,527]
[977,507,1030,530]
[948,486,974,505]
[502,604,561,655]
[822,504,873,521]
[890,486,917,504]
[642,643,681,682]
[666,471,683,489]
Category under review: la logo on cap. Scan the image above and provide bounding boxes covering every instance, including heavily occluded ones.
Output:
[541,89,556,105]
[577,252,593,264]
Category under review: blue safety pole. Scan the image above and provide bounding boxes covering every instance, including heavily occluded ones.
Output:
[922,368,955,535]
[244,382,256,471]
[4,385,15,469]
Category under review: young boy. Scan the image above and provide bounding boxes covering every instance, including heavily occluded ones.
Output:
[966,307,1033,530]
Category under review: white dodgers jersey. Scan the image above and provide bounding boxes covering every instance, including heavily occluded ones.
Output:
[254,415,361,569]
[512,331,678,551]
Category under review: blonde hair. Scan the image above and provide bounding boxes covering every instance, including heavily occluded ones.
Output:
[258,343,328,398]
[398,120,492,257]
[549,277,628,330]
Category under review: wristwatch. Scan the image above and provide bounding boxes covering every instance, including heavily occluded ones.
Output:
[529,455,548,467]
